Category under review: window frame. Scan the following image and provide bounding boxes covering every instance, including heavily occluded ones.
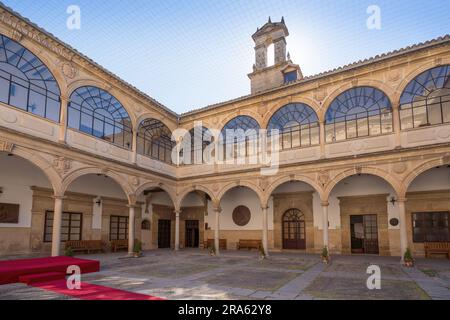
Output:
[109,215,129,241]
[412,211,450,243]
[43,211,83,243]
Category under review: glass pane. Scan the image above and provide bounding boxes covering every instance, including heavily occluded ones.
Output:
[28,90,46,117]
[0,77,10,103]
[9,83,27,110]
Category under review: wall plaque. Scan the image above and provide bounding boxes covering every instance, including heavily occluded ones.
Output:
[389,218,399,227]
[232,205,251,226]
[0,203,20,223]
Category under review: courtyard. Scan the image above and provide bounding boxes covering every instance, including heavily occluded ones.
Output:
[0,250,448,300]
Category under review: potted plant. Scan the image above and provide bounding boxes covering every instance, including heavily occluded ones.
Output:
[258,245,266,260]
[65,246,74,257]
[321,246,330,264]
[208,244,216,256]
[133,239,142,258]
[403,248,414,267]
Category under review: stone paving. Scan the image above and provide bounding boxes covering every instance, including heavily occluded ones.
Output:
[0,249,449,300]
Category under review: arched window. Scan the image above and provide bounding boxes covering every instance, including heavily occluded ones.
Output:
[137,118,174,164]
[68,86,132,149]
[267,103,319,149]
[400,65,450,129]
[220,115,260,159]
[182,126,213,165]
[325,87,392,142]
[0,34,60,121]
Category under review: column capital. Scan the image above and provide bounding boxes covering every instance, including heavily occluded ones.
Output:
[213,206,222,213]
[52,195,66,200]
[174,209,181,216]
[126,204,138,209]
[261,206,269,210]
[397,197,407,203]
[321,200,329,207]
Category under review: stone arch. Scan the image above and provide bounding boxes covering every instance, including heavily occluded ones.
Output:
[61,167,133,202]
[394,58,450,106]
[67,81,137,127]
[179,119,215,133]
[262,96,322,128]
[324,166,402,200]
[218,110,263,132]
[320,79,396,121]
[217,181,264,207]
[136,113,177,133]
[402,157,450,197]
[175,185,217,210]
[5,145,62,196]
[133,181,177,209]
[263,175,325,205]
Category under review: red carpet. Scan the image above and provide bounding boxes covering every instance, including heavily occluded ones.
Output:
[31,279,164,300]
[0,256,100,285]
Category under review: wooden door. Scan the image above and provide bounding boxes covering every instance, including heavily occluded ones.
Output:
[158,219,171,248]
[282,209,306,249]
[185,220,199,248]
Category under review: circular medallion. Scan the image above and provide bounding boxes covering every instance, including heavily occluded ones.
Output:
[389,218,399,227]
[232,205,251,226]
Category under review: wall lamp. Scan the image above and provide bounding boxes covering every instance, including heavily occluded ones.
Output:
[389,196,397,206]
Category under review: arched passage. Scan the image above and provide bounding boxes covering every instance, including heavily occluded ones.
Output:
[0,151,57,255]
[325,173,400,256]
[212,184,266,254]
[134,182,178,250]
[401,163,450,257]
[176,186,215,249]
[58,170,135,256]
[265,179,323,252]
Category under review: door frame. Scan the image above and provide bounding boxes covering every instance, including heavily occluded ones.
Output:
[157,219,171,248]
[350,214,379,254]
[282,208,306,250]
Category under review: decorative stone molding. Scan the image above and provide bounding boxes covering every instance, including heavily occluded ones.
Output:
[314,89,327,102]
[258,177,268,191]
[317,171,330,187]
[60,61,77,79]
[52,156,72,175]
[0,139,14,153]
[387,70,401,83]
[392,162,407,174]
[355,165,363,175]
[129,176,139,187]
[9,29,22,42]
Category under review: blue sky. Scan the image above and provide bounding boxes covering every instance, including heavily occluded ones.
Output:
[3,0,450,114]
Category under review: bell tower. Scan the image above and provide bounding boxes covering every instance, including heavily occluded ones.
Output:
[248,17,302,94]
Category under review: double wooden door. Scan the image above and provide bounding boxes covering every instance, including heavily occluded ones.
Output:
[185,220,199,248]
[282,209,306,249]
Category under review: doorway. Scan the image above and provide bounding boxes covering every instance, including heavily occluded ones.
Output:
[282,209,306,249]
[185,220,199,248]
[350,215,379,254]
[158,219,171,248]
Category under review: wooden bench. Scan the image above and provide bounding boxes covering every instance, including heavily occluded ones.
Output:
[65,240,103,254]
[110,239,128,252]
[204,239,227,250]
[237,239,262,250]
[424,242,450,258]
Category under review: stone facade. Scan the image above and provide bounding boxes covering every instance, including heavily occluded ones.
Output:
[0,5,449,258]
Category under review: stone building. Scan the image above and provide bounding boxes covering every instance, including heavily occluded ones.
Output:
[0,6,449,260]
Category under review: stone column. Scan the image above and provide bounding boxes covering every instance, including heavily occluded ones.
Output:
[398,198,408,260]
[58,96,69,143]
[261,206,269,256]
[214,206,221,255]
[319,121,326,158]
[174,209,181,251]
[322,201,329,249]
[51,195,65,256]
[392,105,401,148]
[127,204,135,256]
[131,129,138,164]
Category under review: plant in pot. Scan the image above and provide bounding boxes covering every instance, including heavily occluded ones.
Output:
[133,239,142,258]
[403,248,414,267]
[208,244,216,256]
[258,245,266,260]
[321,246,330,264]
[65,246,74,257]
